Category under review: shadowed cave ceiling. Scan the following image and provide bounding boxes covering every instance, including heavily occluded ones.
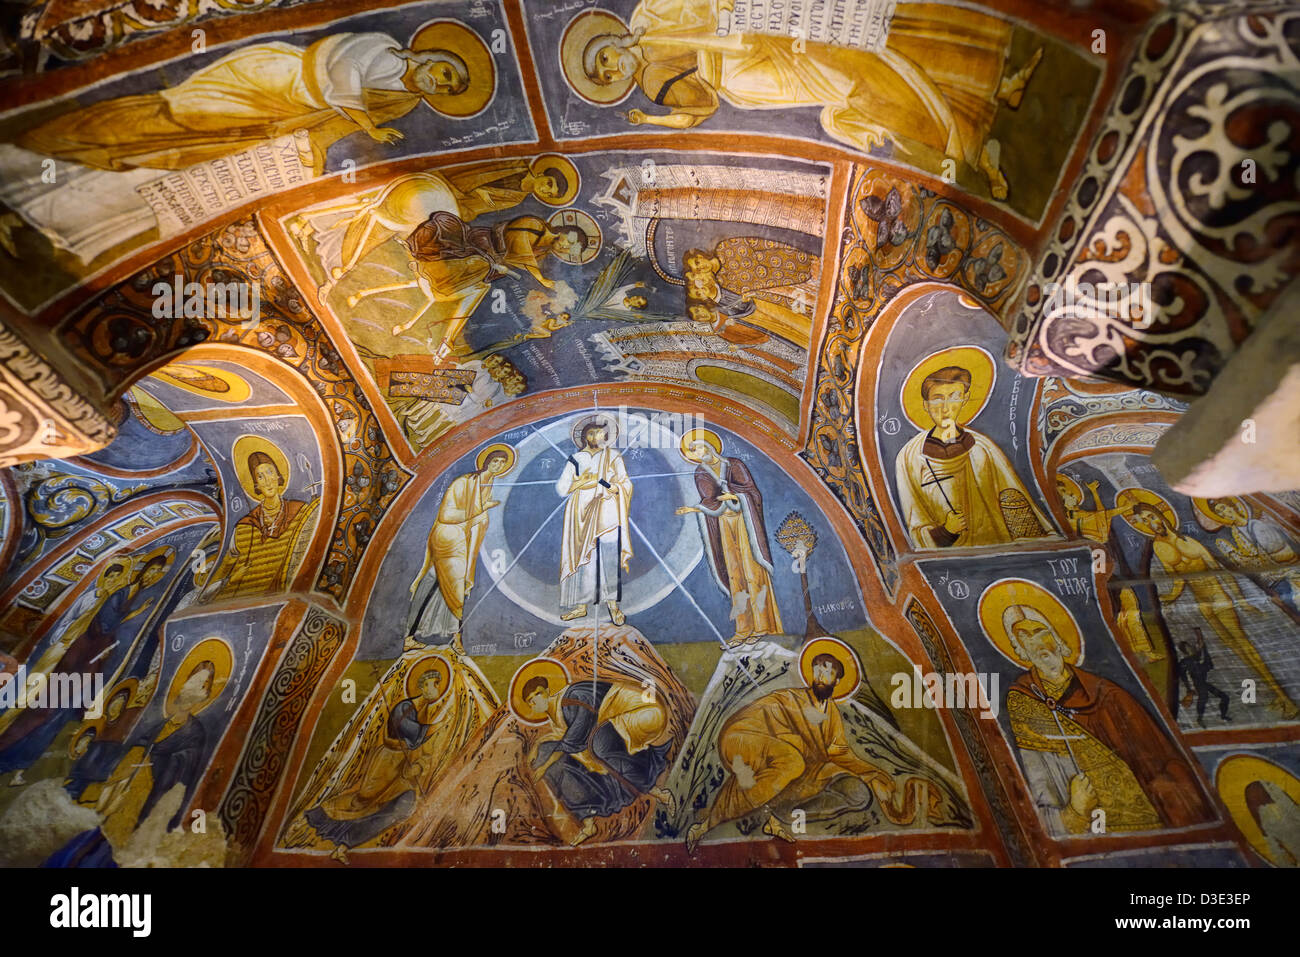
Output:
[0,0,1297,870]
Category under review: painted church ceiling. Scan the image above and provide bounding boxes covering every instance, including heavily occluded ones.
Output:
[0,0,1297,874]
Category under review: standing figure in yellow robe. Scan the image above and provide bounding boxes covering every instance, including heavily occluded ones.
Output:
[555,416,633,624]
[896,361,1051,548]
[1128,501,1299,719]
[203,440,320,599]
[13,25,492,176]
[561,2,1042,198]
[406,444,516,654]
[685,644,936,852]
[675,428,783,646]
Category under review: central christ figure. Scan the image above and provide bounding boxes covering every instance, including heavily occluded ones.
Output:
[555,415,633,624]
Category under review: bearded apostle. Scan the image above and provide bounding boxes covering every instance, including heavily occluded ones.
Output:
[685,648,937,852]
[996,600,1214,836]
[525,674,675,847]
[896,365,1051,548]
[675,429,783,646]
[555,417,633,624]
[407,444,516,653]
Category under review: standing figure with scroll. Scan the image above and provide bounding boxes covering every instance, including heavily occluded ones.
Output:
[407,444,516,654]
[555,416,633,624]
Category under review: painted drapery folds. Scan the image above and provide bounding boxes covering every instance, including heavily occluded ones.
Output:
[0,0,1295,870]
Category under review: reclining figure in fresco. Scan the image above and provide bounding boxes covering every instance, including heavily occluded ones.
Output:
[525,673,677,847]
[684,643,946,853]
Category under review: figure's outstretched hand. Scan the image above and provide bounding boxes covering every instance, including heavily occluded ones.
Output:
[369,127,404,144]
[675,506,698,515]
[621,109,648,125]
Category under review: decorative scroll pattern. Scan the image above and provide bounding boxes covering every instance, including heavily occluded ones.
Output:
[804,168,1029,594]
[0,322,115,468]
[1009,3,1300,395]
[1038,377,1187,457]
[58,218,410,599]
[903,597,1037,866]
[218,603,346,859]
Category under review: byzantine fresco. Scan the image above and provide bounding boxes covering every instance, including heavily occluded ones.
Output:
[1049,437,1300,732]
[0,0,533,312]
[525,0,1099,221]
[0,0,1293,874]
[279,410,971,860]
[871,288,1059,553]
[917,547,1220,842]
[284,149,830,447]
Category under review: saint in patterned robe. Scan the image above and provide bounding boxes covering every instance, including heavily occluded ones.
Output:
[1007,667,1213,837]
[210,495,319,598]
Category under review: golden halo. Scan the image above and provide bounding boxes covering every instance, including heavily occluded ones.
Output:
[529,154,581,206]
[1193,495,1248,528]
[559,9,635,105]
[475,442,517,474]
[409,19,496,118]
[509,657,570,725]
[153,363,251,404]
[900,346,996,431]
[102,678,138,719]
[1054,473,1084,506]
[547,209,602,265]
[680,427,723,462]
[978,578,1084,669]
[131,544,175,582]
[232,434,290,503]
[69,724,97,759]
[404,653,452,702]
[126,387,185,435]
[1215,754,1300,867]
[570,412,618,450]
[1114,487,1178,534]
[799,637,862,702]
[164,637,233,719]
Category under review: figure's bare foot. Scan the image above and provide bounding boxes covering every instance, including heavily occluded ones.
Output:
[8,770,25,787]
[998,47,1042,109]
[402,633,423,653]
[685,821,707,855]
[650,786,677,817]
[560,605,587,622]
[570,818,599,847]
[451,633,465,656]
[329,844,350,865]
[762,814,795,843]
[979,143,1009,200]
[607,601,625,626]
